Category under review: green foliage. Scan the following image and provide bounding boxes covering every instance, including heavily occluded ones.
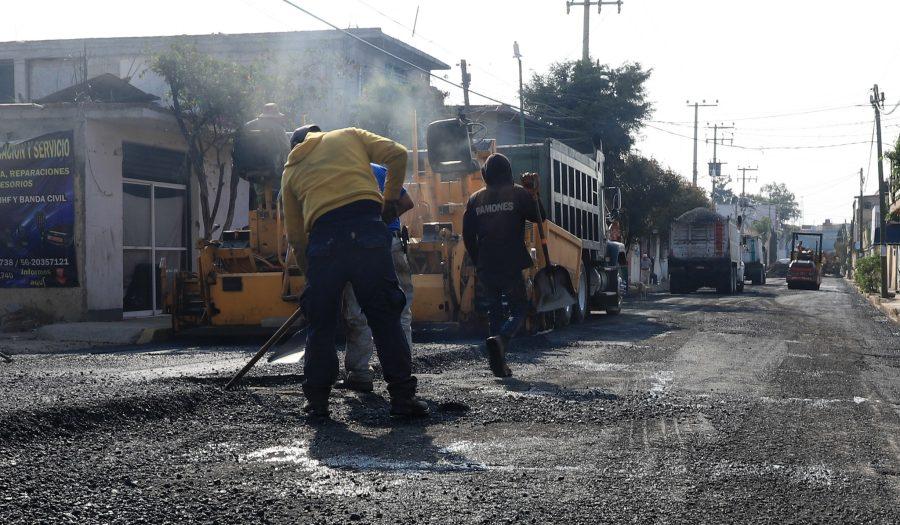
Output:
[752,216,773,243]
[150,44,261,239]
[855,254,881,293]
[753,182,800,225]
[610,155,710,248]
[712,184,735,204]
[523,60,652,165]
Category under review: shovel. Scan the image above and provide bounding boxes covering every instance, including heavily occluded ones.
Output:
[530,190,577,313]
[224,306,307,390]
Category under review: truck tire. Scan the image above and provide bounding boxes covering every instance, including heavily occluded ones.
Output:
[670,275,686,294]
[717,269,732,294]
[571,262,589,324]
[669,275,680,294]
[555,306,571,327]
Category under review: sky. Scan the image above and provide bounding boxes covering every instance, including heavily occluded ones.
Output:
[6,0,900,225]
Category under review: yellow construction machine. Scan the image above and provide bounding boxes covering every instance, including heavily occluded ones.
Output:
[164,114,625,334]
[404,118,626,332]
[162,112,304,332]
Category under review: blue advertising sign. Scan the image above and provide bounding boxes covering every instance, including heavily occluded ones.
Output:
[0,130,78,287]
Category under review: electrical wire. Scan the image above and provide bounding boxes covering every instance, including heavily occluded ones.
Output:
[864,120,876,190]
[645,122,872,151]
[352,0,523,93]
[276,0,522,110]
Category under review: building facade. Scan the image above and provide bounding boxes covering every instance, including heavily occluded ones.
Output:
[0,29,448,322]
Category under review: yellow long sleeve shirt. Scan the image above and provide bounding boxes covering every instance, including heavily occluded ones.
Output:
[280,127,408,268]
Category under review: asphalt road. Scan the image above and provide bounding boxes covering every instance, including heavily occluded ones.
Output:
[1,277,899,524]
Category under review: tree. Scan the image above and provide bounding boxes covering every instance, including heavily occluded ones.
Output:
[754,182,800,225]
[151,44,260,240]
[610,155,710,248]
[712,184,736,205]
[523,60,652,167]
[752,216,773,245]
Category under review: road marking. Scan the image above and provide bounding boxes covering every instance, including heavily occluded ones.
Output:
[649,371,674,393]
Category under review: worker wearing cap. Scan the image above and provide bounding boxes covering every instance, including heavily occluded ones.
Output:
[337,163,415,393]
[462,153,541,377]
[282,125,428,418]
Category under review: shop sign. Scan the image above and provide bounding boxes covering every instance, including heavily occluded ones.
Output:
[0,130,78,287]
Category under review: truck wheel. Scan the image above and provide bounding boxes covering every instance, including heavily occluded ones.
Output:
[571,263,589,324]
[555,306,571,327]
[669,276,681,294]
[717,270,731,294]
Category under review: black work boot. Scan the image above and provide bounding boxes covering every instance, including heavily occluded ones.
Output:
[334,378,374,393]
[390,396,430,418]
[302,385,331,419]
[485,336,512,378]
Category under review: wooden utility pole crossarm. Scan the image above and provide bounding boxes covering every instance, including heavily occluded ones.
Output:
[687,100,718,187]
[565,0,623,62]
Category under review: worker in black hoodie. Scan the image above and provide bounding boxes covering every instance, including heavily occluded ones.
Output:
[462,153,541,377]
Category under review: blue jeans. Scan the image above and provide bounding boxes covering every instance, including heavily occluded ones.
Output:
[475,270,529,341]
[303,215,416,399]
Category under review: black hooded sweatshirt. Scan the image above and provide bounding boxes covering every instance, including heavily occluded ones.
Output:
[462,153,541,275]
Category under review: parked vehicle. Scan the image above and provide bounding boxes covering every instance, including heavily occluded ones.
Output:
[668,207,745,294]
[786,232,823,290]
[770,258,791,278]
[742,234,767,285]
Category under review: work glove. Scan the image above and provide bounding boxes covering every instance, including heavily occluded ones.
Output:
[521,172,539,194]
[382,199,400,225]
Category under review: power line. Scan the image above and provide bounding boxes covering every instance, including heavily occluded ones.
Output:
[645,122,873,151]
[650,103,867,125]
[273,0,611,145]
[352,0,524,94]
[276,0,523,110]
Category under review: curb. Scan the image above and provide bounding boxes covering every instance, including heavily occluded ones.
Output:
[134,326,172,345]
[845,277,900,324]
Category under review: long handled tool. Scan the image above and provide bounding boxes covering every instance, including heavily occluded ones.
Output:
[531,187,577,313]
[224,306,306,390]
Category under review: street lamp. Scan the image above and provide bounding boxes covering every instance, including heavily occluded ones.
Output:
[513,41,526,144]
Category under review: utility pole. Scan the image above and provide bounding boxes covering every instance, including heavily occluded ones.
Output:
[459,59,471,110]
[706,123,734,204]
[565,0,623,62]
[687,99,718,187]
[736,166,758,197]
[513,42,526,144]
[870,84,890,298]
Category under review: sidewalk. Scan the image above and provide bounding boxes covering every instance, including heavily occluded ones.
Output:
[0,316,171,355]
[847,278,900,324]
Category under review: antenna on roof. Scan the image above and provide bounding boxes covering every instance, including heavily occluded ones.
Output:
[412,5,420,37]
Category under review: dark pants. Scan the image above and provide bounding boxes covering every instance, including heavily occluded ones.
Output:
[475,269,529,341]
[303,215,416,400]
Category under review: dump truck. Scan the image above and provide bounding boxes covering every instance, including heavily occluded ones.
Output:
[786,232,823,290]
[742,234,767,285]
[403,119,626,331]
[669,207,745,294]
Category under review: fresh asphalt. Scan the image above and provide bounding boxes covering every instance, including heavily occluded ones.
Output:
[1,277,899,524]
